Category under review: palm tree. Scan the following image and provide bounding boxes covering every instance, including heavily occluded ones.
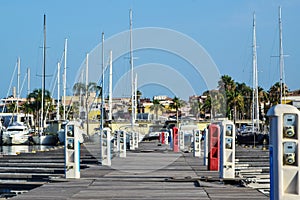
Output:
[236,82,252,119]
[227,90,244,123]
[73,82,85,96]
[258,86,269,121]
[218,75,236,93]
[189,99,200,120]
[27,89,52,127]
[202,96,211,118]
[268,82,288,106]
[210,90,226,119]
[150,99,164,120]
[136,90,142,113]
[169,96,185,123]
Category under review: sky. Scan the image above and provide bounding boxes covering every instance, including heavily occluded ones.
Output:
[0,0,299,101]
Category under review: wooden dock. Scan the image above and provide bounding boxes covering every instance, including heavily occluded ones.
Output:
[10,141,268,200]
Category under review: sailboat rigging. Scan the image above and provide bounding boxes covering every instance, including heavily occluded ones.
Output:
[129,9,137,130]
[279,6,285,104]
[252,12,260,146]
[41,14,46,132]
[236,12,268,146]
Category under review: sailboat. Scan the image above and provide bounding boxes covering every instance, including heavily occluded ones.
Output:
[1,58,35,145]
[32,15,58,145]
[236,13,268,146]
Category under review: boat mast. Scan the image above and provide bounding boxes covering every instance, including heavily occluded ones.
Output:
[63,39,67,120]
[41,14,46,131]
[252,12,260,141]
[101,32,105,132]
[57,62,60,120]
[17,57,20,114]
[85,53,89,136]
[135,73,137,116]
[108,50,113,121]
[130,9,135,129]
[279,6,284,104]
[27,68,30,96]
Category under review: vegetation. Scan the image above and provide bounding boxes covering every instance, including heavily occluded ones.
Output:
[199,75,289,122]
[150,99,165,120]
[3,76,289,125]
[26,89,52,126]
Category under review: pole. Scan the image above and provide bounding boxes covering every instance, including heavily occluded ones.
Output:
[17,57,20,114]
[130,9,134,129]
[252,12,257,147]
[135,73,137,118]
[57,62,60,120]
[279,6,284,104]
[85,53,89,136]
[101,32,105,132]
[27,68,30,96]
[63,39,67,120]
[109,50,113,121]
[41,14,46,131]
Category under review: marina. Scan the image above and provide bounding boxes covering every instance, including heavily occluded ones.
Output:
[0,1,299,200]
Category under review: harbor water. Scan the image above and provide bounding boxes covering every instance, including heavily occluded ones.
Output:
[0,145,58,155]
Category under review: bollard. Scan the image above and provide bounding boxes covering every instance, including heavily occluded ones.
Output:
[267,104,300,200]
[65,121,80,179]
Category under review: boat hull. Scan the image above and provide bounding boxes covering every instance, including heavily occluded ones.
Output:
[32,135,58,145]
[2,134,29,145]
[236,133,269,145]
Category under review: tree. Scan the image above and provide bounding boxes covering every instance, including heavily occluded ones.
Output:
[210,90,226,119]
[236,82,252,119]
[150,99,164,120]
[169,96,185,123]
[258,86,269,120]
[268,82,288,106]
[218,75,236,93]
[73,82,101,97]
[73,82,85,96]
[227,90,244,123]
[27,89,52,127]
[189,99,201,120]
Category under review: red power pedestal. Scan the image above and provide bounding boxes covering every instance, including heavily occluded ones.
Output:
[160,132,165,144]
[208,124,220,171]
[173,127,179,152]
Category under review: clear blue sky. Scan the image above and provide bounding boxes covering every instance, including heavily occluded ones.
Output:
[0,0,299,100]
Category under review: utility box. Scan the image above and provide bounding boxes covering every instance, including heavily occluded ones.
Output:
[203,128,208,166]
[133,132,139,149]
[101,127,111,166]
[160,132,165,144]
[165,131,169,145]
[113,130,120,156]
[179,130,185,151]
[119,130,126,157]
[208,124,220,171]
[267,104,300,200]
[193,129,201,157]
[169,129,173,149]
[65,121,80,179]
[219,120,235,179]
[173,127,179,152]
[129,132,134,150]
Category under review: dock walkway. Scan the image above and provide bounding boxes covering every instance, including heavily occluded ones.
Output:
[12,141,268,200]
